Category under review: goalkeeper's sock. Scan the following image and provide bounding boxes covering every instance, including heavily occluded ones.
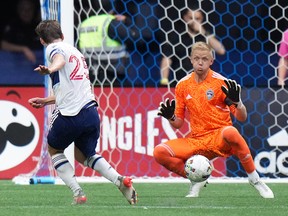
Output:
[222,126,255,173]
[51,153,81,194]
[85,154,121,186]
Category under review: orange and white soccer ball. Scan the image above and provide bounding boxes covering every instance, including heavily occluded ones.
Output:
[184,155,213,182]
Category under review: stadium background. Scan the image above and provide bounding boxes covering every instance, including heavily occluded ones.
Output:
[0,0,287,181]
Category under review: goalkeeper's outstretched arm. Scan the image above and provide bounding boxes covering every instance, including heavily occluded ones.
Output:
[168,116,184,129]
[233,104,247,122]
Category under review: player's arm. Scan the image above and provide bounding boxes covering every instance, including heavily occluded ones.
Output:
[234,102,247,122]
[277,57,288,86]
[1,40,37,63]
[159,56,172,82]
[157,98,184,128]
[28,95,56,109]
[207,35,226,55]
[221,79,247,122]
[34,53,65,75]
[168,116,184,129]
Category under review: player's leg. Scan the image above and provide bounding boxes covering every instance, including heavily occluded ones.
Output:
[221,126,274,198]
[82,153,137,204]
[221,126,255,173]
[49,146,86,204]
[47,111,86,204]
[75,106,137,204]
[153,138,208,197]
[153,138,190,178]
[75,147,137,204]
[185,181,208,198]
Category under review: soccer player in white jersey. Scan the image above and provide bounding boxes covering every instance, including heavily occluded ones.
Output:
[28,20,137,205]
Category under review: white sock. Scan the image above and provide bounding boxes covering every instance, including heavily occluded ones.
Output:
[85,154,121,186]
[247,170,260,183]
[51,153,81,195]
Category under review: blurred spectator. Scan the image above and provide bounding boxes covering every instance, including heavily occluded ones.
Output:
[113,0,160,53]
[277,29,288,86]
[112,0,162,86]
[79,12,144,86]
[159,7,226,86]
[1,0,42,63]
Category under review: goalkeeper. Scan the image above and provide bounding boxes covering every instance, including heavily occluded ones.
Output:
[154,41,274,199]
[28,20,137,205]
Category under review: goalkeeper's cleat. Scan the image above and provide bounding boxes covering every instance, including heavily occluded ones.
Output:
[186,180,207,198]
[72,189,87,205]
[249,180,274,198]
[118,176,138,205]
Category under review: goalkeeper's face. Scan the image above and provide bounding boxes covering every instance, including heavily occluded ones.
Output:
[190,49,214,76]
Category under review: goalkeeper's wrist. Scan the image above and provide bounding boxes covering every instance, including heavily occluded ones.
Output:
[235,99,244,109]
[169,114,176,121]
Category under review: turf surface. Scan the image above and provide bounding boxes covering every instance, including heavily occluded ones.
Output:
[0,180,287,216]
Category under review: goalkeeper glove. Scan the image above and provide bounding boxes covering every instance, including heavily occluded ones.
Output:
[157,98,176,121]
[221,79,243,108]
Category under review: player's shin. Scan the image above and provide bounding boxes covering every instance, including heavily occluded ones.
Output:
[222,126,255,173]
[84,154,120,186]
[84,154,138,204]
[51,153,81,194]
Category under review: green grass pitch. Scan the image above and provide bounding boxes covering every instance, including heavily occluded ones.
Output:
[0,180,287,216]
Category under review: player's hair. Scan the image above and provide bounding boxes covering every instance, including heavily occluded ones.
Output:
[181,5,203,18]
[191,41,213,57]
[35,20,63,44]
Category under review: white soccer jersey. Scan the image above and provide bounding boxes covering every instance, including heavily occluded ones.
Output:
[45,41,95,116]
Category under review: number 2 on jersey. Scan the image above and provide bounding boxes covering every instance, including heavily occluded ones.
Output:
[69,55,89,80]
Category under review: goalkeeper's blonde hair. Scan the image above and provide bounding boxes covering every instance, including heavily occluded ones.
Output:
[191,41,213,58]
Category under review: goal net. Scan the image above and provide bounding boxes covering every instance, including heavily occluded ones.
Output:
[13,0,288,184]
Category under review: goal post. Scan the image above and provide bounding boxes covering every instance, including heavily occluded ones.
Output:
[59,0,75,169]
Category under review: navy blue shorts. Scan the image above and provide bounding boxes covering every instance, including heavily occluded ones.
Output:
[47,102,100,158]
